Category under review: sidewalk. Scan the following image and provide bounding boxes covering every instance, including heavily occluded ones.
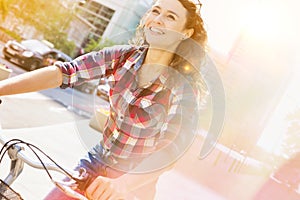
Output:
[0,92,85,129]
[0,92,97,199]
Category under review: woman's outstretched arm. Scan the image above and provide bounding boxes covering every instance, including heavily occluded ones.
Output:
[0,65,63,96]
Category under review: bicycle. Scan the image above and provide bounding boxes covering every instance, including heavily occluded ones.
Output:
[0,134,93,200]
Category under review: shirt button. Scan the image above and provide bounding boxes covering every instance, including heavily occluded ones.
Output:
[119,115,124,120]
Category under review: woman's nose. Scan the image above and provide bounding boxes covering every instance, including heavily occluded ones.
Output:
[153,14,163,25]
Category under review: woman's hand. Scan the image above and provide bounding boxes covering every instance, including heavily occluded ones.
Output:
[85,176,125,200]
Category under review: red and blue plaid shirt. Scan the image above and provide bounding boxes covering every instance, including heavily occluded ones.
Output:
[55,45,199,160]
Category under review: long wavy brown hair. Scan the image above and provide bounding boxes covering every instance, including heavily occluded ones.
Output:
[130,0,208,106]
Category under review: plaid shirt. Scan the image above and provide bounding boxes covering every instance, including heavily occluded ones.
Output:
[55,45,199,160]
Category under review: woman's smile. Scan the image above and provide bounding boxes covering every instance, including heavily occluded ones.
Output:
[149,27,165,35]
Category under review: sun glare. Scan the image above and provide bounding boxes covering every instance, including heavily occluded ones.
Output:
[242,1,290,41]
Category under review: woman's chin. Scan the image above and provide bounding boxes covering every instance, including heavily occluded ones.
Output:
[147,41,180,52]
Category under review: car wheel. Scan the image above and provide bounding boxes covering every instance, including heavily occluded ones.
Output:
[28,60,40,71]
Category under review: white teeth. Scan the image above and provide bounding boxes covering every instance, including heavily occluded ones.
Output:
[150,27,164,34]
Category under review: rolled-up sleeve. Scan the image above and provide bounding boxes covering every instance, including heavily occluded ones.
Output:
[54,45,133,88]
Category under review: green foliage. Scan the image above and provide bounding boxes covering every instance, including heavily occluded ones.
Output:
[84,37,115,53]
[0,26,22,41]
[16,0,71,31]
[280,108,300,159]
[7,0,74,55]
[0,0,8,21]
[44,31,76,56]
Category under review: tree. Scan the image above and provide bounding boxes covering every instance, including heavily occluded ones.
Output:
[280,109,300,159]
[0,0,8,21]
[7,0,75,55]
[84,37,116,53]
[44,31,76,56]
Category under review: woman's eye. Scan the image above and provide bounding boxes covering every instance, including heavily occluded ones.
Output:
[167,15,176,20]
[151,9,160,15]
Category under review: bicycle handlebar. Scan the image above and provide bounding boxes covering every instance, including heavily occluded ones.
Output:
[0,135,88,200]
[0,136,73,175]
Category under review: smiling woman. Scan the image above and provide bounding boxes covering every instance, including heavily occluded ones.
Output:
[0,0,209,199]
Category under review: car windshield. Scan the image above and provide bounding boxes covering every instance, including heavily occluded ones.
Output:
[21,40,51,54]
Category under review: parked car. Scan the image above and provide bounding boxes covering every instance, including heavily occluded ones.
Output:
[52,49,73,63]
[74,78,110,101]
[2,39,71,71]
[42,49,73,67]
[96,83,110,101]
[74,79,99,94]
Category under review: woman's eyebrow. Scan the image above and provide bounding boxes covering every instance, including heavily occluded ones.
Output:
[153,5,179,18]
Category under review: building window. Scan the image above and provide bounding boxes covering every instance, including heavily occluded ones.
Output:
[77,0,115,38]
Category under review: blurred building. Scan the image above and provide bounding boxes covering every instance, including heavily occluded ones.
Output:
[201,0,298,169]
[66,0,150,48]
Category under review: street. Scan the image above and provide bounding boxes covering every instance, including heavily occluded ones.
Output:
[0,42,109,119]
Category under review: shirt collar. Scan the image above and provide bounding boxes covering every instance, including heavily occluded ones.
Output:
[133,46,147,71]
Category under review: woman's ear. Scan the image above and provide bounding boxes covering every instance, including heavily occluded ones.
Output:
[184,28,194,38]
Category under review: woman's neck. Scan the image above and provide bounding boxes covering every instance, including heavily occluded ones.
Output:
[144,47,174,66]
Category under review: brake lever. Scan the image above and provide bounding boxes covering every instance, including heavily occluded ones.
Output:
[51,167,93,200]
[53,180,88,200]
[73,167,94,192]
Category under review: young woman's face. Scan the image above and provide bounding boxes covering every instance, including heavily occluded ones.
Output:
[144,0,192,49]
